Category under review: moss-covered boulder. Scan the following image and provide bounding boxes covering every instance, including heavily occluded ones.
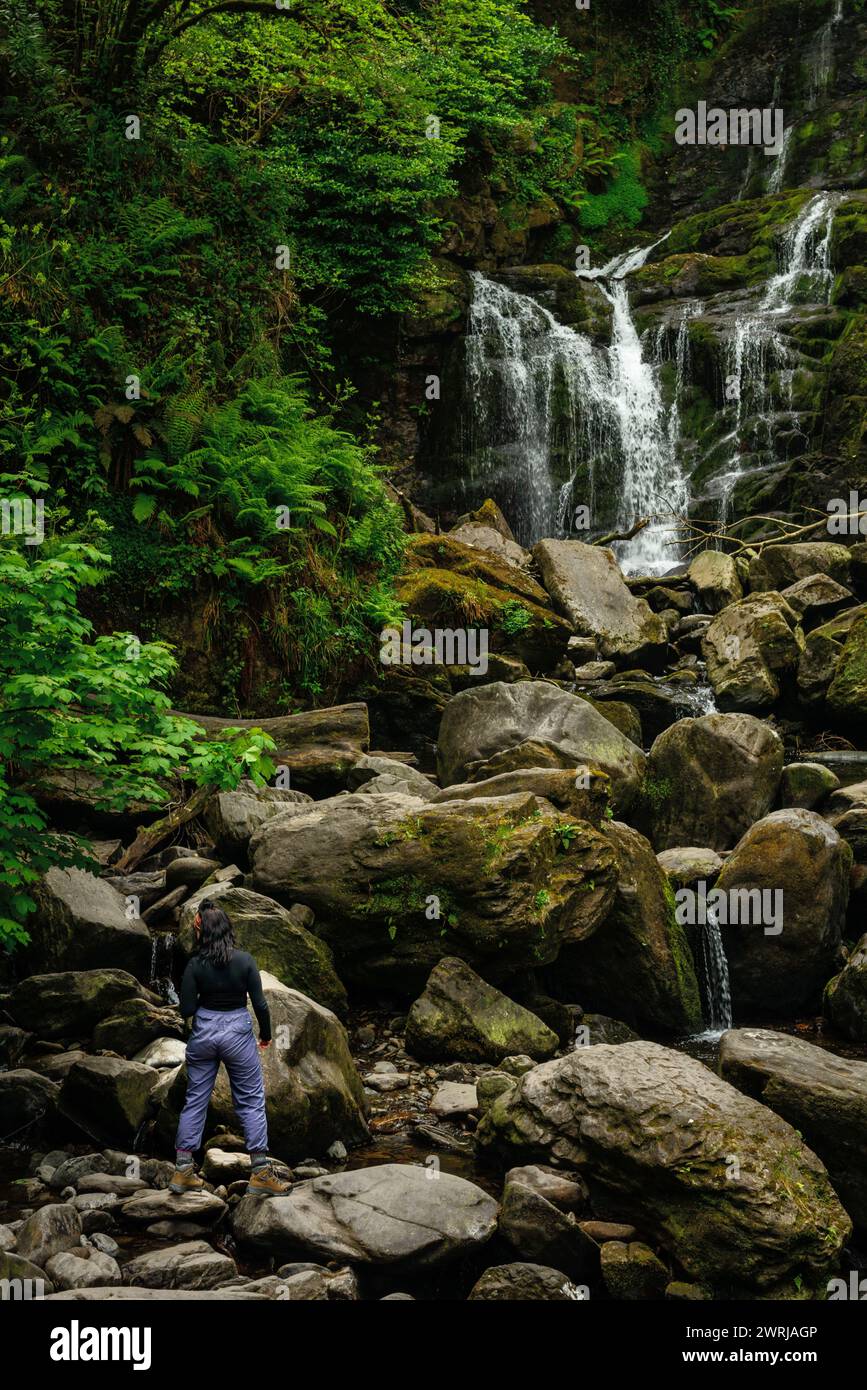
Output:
[748,543,852,593]
[475,1041,850,1297]
[250,790,618,993]
[827,612,867,726]
[779,761,840,809]
[720,1028,867,1231]
[406,957,559,1063]
[177,884,348,1017]
[396,533,572,670]
[551,821,703,1035]
[688,549,743,613]
[8,969,153,1042]
[702,592,803,710]
[58,1057,159,1146]
[640,713,784,852]
[91,998,184,1057]
[717,809,851,1014]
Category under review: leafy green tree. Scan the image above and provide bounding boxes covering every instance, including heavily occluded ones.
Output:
[0,537,275,948]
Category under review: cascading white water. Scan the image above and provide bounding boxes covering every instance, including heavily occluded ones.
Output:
[697,906,733,1036]
[463,195,840,563]
[463,272,613,544]
[574,236,689,573]
[464,247,688,570]
[806,0,844,106]
[720,191,841,509]
[766,125,794,194]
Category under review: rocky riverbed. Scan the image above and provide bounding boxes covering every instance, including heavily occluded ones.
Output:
[3,518,867,1301]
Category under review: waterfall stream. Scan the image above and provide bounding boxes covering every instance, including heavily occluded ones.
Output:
[461,193,841,570]
[697,908,733,1037]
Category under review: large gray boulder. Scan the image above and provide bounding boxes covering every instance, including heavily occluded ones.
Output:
[468,1262,582,1300]
[436,681,645,813]
[203,779,313,861]
[7,969,151,1041]
[123,1240,237,1291]
[532,540,668,668]
[702,592,803,710]
[553,822,703,1034]
[719,1028,867,1230]
[748,542,852,593]
[250,790,618,993]
[25,869,151,979]
[177,884,347,1016]
[641,713,783,852]
[155,974,368,1163]
[58,1057,159,1146]
[824,932,867,1041]
[406,957,558,1063]
[716,810,851,1013]
[233,1163,498,1270]
[476,1041,850,1297]
[688,550,742,613]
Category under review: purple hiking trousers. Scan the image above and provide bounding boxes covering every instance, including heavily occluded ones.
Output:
[175,1007,268,1154]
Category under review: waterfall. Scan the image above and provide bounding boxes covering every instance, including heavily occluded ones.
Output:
[463,250,688,570]
[580,237,689,574]
[698,906,733,1036]
[463,273,612,545]
[806,0,844,106]
[766,126,793,194]
[461,195,840,564]
[721,191,841,509]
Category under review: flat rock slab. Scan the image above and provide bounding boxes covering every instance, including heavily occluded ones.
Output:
[429,1082,478,1118]
[119,1190,226,1225]
[233,1162,498,1270]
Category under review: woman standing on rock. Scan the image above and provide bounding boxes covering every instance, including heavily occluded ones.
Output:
[171,900,290,1198]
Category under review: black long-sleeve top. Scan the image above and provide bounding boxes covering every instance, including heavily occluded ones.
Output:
[179,951,271,1042]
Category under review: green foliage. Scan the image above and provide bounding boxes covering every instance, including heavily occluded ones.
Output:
[579,144,649,233]
[0,540,275,948]
[498,600,533,636]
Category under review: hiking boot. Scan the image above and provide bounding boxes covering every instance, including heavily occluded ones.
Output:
[169,1164,205,1195]
[246,1162,291,1198]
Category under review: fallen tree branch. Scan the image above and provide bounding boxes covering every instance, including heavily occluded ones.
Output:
[592,518,650,547]
[114,783,213,875]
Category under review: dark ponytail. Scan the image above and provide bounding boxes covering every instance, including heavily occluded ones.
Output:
[197,901,235,967]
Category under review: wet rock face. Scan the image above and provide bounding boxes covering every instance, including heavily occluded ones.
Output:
[716,809,851,1014]
[476,1040,851,1297]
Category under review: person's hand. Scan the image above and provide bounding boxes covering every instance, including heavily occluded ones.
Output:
[258,1040,271,1050]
